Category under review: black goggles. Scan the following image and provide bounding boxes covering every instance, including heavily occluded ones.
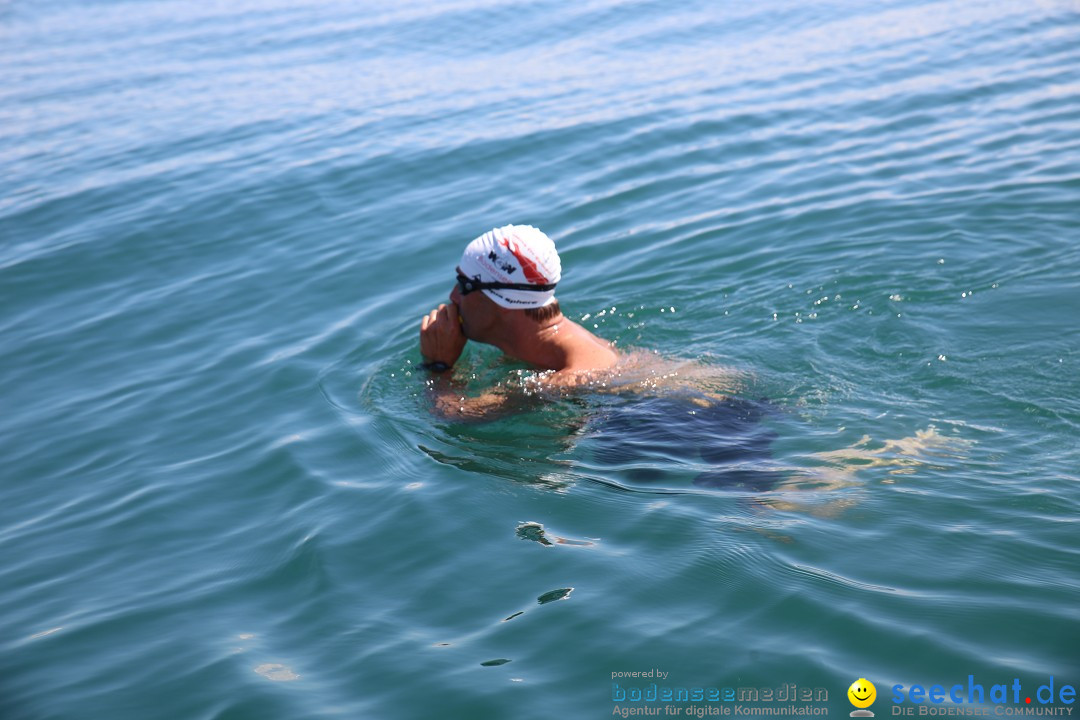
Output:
[455,271,557,296]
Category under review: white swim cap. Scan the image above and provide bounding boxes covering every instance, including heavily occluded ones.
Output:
[458,225,562,309]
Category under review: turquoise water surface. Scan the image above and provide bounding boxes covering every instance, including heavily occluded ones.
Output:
[2,1,1079,718]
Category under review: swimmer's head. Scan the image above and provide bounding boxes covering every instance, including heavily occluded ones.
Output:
[457,225,561,310]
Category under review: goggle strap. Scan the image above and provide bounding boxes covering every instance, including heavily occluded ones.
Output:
[459,275,557,293]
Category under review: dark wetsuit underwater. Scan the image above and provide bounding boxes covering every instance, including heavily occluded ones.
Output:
[586,395,784,491]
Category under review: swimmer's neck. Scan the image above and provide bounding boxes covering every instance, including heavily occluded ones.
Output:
[491,315,618,373]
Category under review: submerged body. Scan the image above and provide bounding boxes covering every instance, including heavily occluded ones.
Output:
[586,392,783,491]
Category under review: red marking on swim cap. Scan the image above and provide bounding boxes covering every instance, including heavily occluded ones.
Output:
[499,237,550,285]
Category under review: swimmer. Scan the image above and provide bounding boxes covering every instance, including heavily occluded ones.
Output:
[419,224,619,417]
[415,227,967,499]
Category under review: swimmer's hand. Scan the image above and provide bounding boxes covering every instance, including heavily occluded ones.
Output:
[419,303,466,369]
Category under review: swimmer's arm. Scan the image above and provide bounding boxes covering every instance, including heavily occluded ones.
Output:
[543,368,593,388]
[419,304,466,369]
[419,303,518,418]
[423,374,520,421]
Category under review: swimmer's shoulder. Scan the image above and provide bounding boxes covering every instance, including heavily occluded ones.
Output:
[544,344,621,388]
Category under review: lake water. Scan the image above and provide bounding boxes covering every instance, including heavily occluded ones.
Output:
[2,0,1078,718]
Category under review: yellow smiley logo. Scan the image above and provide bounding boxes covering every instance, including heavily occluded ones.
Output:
[848,678,877,709]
